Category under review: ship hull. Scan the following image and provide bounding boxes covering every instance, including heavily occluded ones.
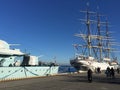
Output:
[0,66,59,81]
[70,58,115,72]
[70,59,89,72]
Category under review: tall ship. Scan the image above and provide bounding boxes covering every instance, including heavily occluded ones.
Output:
[0,40,59,81]
[70,5,119,72]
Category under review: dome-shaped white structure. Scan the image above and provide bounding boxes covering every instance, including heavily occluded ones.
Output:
[0,40,9,49]
[0,40,24,55]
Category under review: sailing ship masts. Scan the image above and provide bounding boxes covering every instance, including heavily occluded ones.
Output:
[86,9,92,56]
[97,13,103,61]
[86,3,92,56]
[97,14,101,35]
[105,20,110,58]
[80,9,97,56]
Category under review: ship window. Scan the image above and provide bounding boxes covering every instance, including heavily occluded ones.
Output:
[10,58,12,59]
[8,71,11,72]
[1,71,3,73]
[21,70,23,72]
[35,70,37,71]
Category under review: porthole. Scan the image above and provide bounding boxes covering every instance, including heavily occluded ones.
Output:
[1,71,3,73]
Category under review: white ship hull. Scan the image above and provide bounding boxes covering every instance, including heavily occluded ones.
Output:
[70,57,117,72]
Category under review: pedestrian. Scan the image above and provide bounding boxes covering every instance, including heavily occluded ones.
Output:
[87,68,93,83]
[97,67,101,73]
[110,67,115,78]
[116,68,120,74]
[105,67,110,77]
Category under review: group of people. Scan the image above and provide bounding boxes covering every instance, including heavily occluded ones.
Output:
[87,67,120,83]
[105,67,115,78]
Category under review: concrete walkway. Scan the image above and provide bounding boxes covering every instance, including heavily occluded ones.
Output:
[0,73,120,90]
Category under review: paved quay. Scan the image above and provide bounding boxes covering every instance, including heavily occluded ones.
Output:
[0,73,120,90]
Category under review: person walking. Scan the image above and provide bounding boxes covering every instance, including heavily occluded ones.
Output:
[87,68,93,83]
[116,68,120,74]
[97,67,101,73]
[110,67,115,78]
[105,67,111,77]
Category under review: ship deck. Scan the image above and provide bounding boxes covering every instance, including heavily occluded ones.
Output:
[0,72,120,90]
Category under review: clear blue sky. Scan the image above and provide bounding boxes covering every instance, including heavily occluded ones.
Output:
[0,0,120,64]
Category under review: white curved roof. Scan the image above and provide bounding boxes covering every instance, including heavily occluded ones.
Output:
[0,40,24,55]
[0,40,9,49]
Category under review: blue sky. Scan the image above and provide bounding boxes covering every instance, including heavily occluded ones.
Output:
[0,0,120,64]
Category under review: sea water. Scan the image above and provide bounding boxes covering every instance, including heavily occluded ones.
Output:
[58,65,77,73]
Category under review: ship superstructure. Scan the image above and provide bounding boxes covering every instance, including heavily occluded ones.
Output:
[0,40,59,81]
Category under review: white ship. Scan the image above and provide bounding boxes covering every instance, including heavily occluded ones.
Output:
[0,40,59,81]
[70,5,119,72]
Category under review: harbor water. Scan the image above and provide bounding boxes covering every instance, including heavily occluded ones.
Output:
[58,65,77,73]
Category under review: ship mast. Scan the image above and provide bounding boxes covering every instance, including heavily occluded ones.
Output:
[75,3,96,57]
[75,3,106,58]
[97,12,103,61]
[86,3,92,56]
[105,19,110,58]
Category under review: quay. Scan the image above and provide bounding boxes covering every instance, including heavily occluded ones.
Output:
[0,73,120,90]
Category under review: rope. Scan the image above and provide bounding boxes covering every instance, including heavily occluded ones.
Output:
[23,67,39,76]
[0,67,23,80]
